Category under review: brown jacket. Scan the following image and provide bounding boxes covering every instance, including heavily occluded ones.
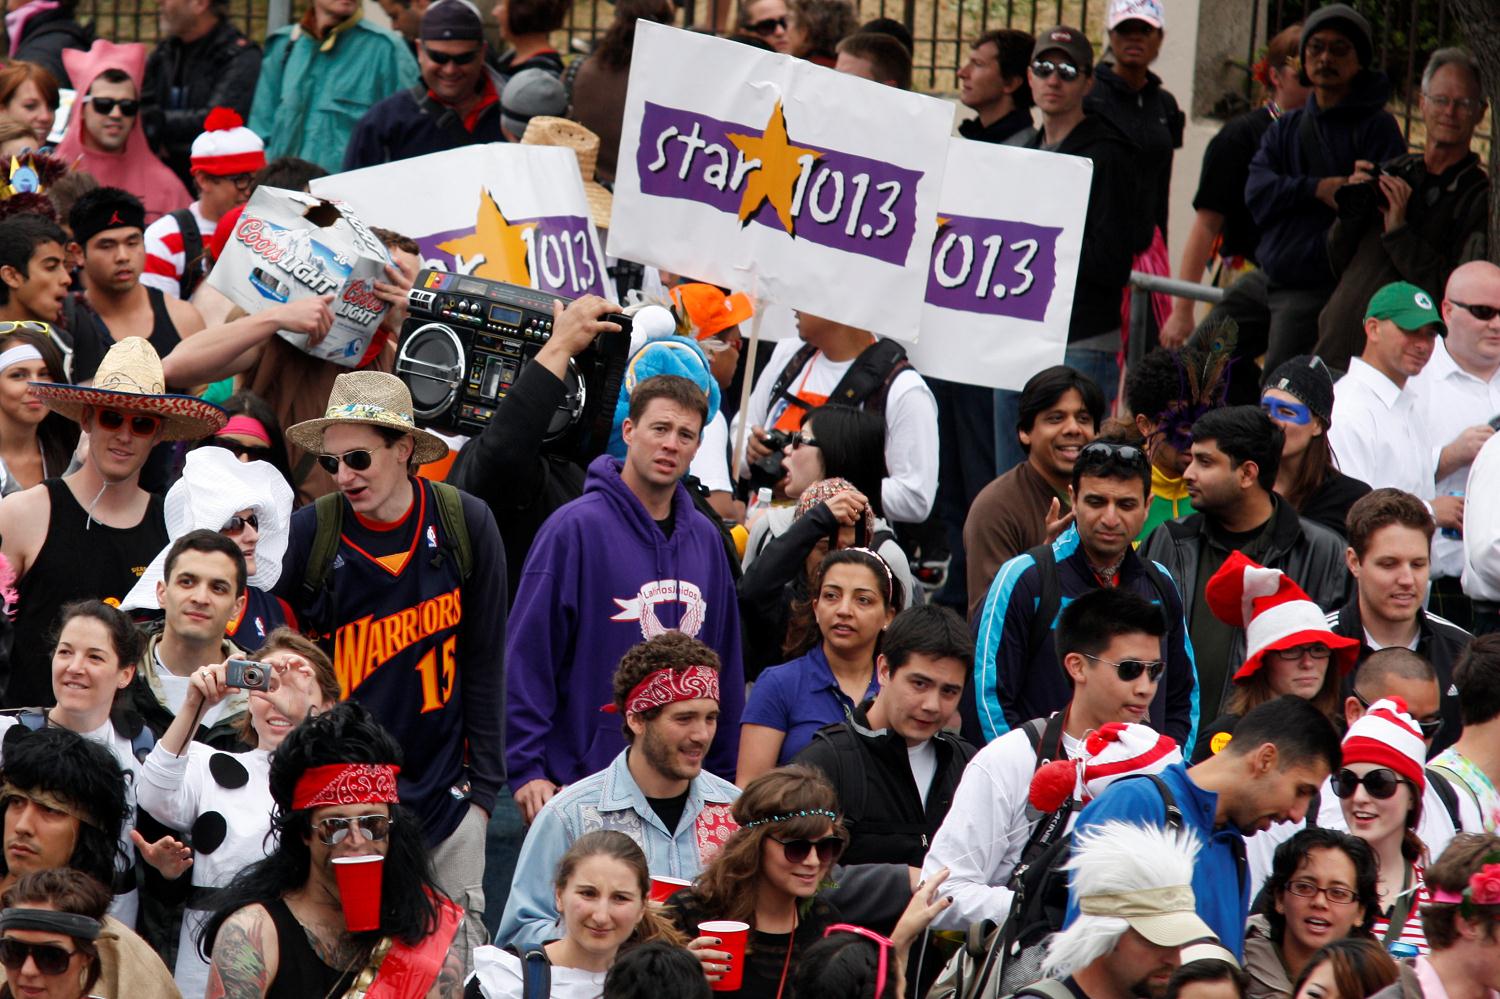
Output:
[963,461,1067,620]
[97,914,183,999]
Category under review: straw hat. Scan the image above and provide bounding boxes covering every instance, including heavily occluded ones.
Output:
[120,446,294,611]
[30,337,227,441]
[285,371,449,464]
[521,116,613,231]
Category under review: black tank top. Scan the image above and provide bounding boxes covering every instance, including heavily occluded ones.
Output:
[7,479,167,707]
[70,287,185,386]
[266,897,356,999]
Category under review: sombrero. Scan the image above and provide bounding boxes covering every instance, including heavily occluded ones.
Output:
[120,445,294,611]
[521,116,613,232]
[30,336,227,441]
[285,370,449,464]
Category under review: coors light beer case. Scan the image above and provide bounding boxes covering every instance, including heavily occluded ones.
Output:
[209,186,393,367]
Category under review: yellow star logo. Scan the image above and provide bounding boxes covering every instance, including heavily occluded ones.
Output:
[438,188,535,283]
[727,101,820,236]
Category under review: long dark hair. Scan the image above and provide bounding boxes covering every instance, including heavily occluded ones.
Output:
[197,391,294,487]
[1259,828,1378,943]
[200,702,446,958]
[782,547,900,659]
[800,404,886,519]
[0,870,109,998]
[0,329,78,478]
[1282,421,1336,511]
[0,727,126,888]
[594,0,675,71]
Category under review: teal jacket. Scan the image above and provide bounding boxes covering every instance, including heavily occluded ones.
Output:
[248,13,418,172]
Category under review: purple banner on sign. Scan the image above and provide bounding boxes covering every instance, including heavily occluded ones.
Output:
[924,213,1061,322]
[636,100,923,266]
[413,215,606,299]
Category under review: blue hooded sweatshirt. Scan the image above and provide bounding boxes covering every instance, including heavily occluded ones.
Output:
[505,455,745,788]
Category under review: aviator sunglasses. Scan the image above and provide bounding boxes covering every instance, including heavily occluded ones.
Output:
[221,513,259,536]
[317,448,379,475]
[313,813,394,846]
[1080,652,1165,682]
[1031,59,1082,81]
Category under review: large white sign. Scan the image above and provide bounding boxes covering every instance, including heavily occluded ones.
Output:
[609,21,952,335]
[311,144,610,299]
[900,138,1092,390]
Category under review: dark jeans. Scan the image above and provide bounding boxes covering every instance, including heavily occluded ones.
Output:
[482,785,526,940]
[929,377,997,611]
[994,344,1121,476]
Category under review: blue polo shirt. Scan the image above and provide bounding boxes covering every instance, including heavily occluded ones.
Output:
[742,645,880,764]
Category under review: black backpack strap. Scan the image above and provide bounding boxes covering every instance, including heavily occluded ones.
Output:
[505,945,551,999]
[429,481,474,581]
[767,342,821,425]
[1015,981,1079,999]
[1025,712,1066,768]
[1022,543,1062,668]
[171,208,205,298]
[827,339,912,415]
[300,492,345,604]
[1425,766,1463,831]
[1144,772,1247,898]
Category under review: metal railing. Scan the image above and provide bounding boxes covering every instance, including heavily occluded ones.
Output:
[1126,271,1225,369]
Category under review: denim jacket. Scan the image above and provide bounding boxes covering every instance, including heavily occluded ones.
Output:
[494,749,740,950]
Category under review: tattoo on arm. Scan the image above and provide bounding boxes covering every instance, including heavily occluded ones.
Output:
[206,908,273,999]
[425,927,467,999]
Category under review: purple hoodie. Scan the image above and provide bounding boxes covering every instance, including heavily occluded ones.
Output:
[505,455,744,787]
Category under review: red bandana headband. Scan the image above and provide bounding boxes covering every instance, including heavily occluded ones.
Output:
[292,763,401,811]
[602,665,721,715]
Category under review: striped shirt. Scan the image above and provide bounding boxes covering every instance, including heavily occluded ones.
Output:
[142,201,212,298]
[1371,864,1430,954]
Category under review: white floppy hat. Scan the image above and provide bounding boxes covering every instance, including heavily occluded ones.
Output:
[120,446,293,611]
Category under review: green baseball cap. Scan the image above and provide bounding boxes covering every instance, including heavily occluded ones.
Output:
[1365,281,1446,335]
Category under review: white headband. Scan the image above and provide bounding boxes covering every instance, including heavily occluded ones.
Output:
[0,344,43,373]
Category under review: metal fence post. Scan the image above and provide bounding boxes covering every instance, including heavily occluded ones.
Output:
[267,0,293,35]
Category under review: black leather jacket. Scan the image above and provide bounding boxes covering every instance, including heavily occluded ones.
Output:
[142,18,263,185]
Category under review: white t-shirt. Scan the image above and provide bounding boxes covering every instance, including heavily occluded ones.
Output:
[153,652,233,730]
[689,411,732,494]
[469,945,608,999]
[908,739,938,807]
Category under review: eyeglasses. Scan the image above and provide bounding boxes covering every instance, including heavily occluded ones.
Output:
[823,924,893,996]
[221,513,259,536]
[87,96,139,116]
[0,938,78,975]
[791,431,818,450]
[1283,880,1360,905]
[1352,689,1442,740]
[1423,93,1485,116]
[770,835,846,865]
[313,813,393,846]
[1305,38,1354,59]
[217,172,256,193]
[1081,652,1165,682]
[1261,397,1314,426]
[317,447,381,474]
[746,15,786,34]
[1331,767,1406,800]
[1269,642,1332,661]
[94,408,161,437]
[1450,300,1500,322]
[422,46,481,65]
[1031,59,1082,81]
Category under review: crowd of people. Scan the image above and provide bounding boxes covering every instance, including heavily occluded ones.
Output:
[0,0,1486,997]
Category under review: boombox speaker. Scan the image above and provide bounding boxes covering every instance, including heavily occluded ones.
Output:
[396,271,629,464]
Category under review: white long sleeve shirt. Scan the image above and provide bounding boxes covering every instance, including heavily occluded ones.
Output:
[1329,358,1436,499]
[733,335,939,523]
[1463,432,1500,600]
[920,725,1083,930]
[1409,339,1500,579]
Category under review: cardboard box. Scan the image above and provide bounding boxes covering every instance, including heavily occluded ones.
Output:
[208,186,392,367]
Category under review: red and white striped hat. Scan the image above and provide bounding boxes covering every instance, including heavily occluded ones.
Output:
[190,107,266,177]
[1028,722,1182,812]
[1343,696,1426,793]
[1205,550,1360,681]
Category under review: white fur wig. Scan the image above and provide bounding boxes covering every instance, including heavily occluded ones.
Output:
[1040,821,1204,979]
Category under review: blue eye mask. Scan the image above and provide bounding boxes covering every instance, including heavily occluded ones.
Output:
[1261,397,1312,425]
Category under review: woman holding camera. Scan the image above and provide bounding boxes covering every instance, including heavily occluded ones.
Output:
[135,628,339,999]
[737,548,900,784]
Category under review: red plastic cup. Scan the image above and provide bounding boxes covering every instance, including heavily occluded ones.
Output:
[332,855,384,932]
[698,919,750,992]
[650,876,692,903]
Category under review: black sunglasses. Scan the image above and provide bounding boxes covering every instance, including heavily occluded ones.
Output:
[0,938,77,975]
[200,438,271,460]
[1331,767,1405,800]
[95,408,161,437]
[1451,300,1500,323]
[313,813,393,846]
[422,46,480,65]
[317,448,377,474]
[221,513,259,536]
[747,14,787,33]
[1031,59,1082,81]
[1081,652,1166,682]
[771,835,845,865]
[1352,689,1441,739]
[791,431,818,450]
[88,96,139,116]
